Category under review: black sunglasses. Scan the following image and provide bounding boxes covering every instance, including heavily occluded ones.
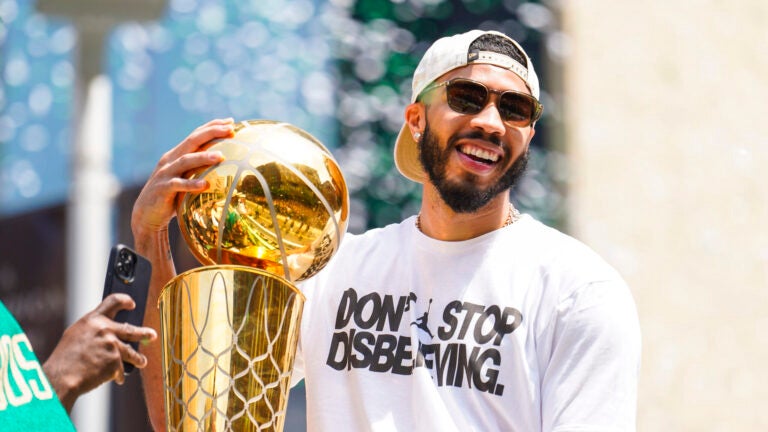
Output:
[418,78,543,126]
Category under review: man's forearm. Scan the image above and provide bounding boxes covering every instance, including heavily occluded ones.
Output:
[135,227,176,432]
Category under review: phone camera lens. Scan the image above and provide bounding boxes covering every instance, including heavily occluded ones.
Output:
[116,248,136,281]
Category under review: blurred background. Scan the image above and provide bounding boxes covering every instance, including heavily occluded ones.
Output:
[0,0,765,431]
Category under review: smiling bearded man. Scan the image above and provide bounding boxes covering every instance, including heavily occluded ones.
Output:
[132,29,641,432]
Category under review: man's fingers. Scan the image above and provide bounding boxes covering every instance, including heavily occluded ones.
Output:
[164,119,234,163]
[115,321,157,343]
[146,150,224,203]
[95,293,135,319]
[161,150,225,187]
[180,119,234,151]
[119,339,150,369]
[113,353,127,385]
[194,117,235,132]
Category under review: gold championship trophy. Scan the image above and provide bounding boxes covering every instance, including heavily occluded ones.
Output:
[158,120,349,431]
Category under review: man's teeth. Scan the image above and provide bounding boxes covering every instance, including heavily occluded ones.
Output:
[460,146,499,162]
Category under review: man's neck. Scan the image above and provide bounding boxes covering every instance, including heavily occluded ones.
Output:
[416,187,513,241]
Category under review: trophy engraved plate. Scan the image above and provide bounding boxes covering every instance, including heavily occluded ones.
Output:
[159,120,348,431]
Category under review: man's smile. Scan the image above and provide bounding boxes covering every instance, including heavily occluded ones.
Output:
[457,143,501,164]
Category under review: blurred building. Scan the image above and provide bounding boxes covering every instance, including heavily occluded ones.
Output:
[562,2,768,430]
[1,0,767,431]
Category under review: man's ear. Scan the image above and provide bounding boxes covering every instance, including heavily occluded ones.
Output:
[405,102,426,137]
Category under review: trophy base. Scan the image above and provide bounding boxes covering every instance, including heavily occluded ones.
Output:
[158,265,305,432]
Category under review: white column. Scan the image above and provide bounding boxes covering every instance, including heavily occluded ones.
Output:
[66,74,119,432]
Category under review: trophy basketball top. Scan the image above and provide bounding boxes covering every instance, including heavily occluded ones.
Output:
[176,119,349,283]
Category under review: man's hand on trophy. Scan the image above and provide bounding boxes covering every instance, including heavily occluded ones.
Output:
[42,293,158,413]
[132,118,233,238]
[130,119,234,432]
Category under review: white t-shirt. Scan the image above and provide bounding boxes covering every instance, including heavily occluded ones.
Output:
[294,214,641,432]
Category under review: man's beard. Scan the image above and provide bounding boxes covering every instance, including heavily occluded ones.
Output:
[418,121,529,214]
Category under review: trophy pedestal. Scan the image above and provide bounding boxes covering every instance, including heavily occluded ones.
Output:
[159,266,304,432]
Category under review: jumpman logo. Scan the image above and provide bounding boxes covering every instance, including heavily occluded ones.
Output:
[410,298,434,339]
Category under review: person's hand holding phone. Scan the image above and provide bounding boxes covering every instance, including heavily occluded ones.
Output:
[42,293,157,412]
[102,244,153,373]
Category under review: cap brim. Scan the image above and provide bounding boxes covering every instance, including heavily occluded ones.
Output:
[394,124,428,183]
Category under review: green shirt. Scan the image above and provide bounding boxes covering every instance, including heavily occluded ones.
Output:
[0,301,75,431]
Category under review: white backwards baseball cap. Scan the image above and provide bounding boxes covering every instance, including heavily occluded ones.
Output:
[394,29,540,183]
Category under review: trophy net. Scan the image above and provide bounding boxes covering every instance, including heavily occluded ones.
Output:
[159,266,304,432]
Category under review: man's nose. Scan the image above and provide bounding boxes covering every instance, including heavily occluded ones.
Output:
[469,100,506,138]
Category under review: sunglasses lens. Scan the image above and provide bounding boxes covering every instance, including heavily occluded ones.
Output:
[444,79,537,125]
[446,81,488,115]
[499,93,535,124]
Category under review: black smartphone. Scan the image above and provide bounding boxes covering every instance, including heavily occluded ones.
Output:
[102,244,152,374]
